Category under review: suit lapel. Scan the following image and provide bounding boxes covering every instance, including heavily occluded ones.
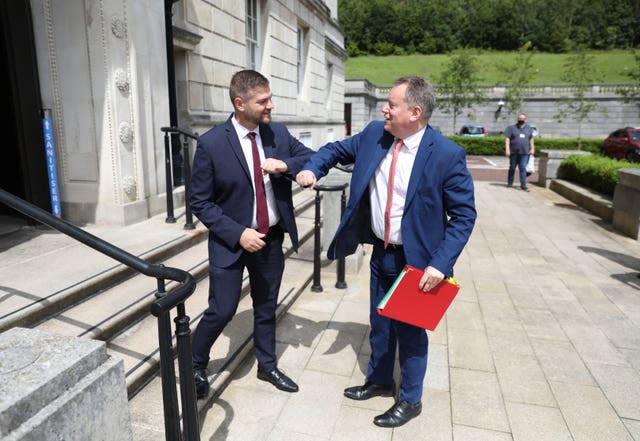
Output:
[258,124,275,159]
[225,118,251,181]
[405,129,435,208]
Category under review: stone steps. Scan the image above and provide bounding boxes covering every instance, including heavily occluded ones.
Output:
[7,187,318,400]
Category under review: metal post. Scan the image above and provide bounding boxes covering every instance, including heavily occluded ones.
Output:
[311,189,323,292]
[155,278,181,441]
[335,188,347,289]
[175,303,200,441]
[164,132,176,223]
[182,135,195,229]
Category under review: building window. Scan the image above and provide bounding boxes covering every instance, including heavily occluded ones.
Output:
[246,0,260,70]
[297,26,308,97]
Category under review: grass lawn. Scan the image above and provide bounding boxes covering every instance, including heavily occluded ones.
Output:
[345,50,638,86]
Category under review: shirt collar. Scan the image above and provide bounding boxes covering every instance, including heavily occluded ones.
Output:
[398,127,426,151]
[231,113,257,139]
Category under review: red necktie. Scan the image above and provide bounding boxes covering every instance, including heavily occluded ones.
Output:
[247,132,269,234]
[384,139,403,249]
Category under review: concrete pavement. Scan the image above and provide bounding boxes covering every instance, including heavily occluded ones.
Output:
[197,180,640,441]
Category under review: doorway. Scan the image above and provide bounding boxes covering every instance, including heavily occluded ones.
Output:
[0,0,49,218]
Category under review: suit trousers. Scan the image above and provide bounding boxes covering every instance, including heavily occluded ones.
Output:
[367,238,429,405]
[191,226,285,372]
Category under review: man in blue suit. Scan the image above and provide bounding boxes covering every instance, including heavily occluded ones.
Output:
[190,70,313,399]
[297,76,476,427]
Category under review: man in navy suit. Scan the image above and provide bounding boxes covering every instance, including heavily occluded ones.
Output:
[297,76,476,427]
[190,70,313,398]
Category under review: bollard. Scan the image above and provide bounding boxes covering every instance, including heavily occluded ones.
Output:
[182,135,195,230]
[164,132,176,223]
[335,187,347,289]
[311,190,323,292]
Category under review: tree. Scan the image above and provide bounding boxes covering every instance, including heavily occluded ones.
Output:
[554,46,602,147]
[617,50,640,116]
[436,49,487,133]
[501,42,536,115]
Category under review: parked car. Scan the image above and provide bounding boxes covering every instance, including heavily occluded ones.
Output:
[601,127,640,162]
[530,125,539,137]
[459,123,488,136]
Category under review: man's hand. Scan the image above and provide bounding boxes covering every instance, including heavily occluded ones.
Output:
[418,266,445,292]
[296,170,317,188]
[261,158,288,174]
[239,228,266,252]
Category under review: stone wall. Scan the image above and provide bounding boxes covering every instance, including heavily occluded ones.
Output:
[346,79,640,139]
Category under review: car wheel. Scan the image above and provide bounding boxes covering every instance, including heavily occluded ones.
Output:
[625,150,639,163]
[600,146,607,156]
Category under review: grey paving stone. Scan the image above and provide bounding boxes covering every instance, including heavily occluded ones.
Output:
[480,299,523,332]
[520,308,568,341]
[505,401,572,441]
[549,381,633,441]
[531,338,596,386]
[506,284,548,310]
[306,328,362,377]
[493,353,555,407]
[448,328,495,372]
[622,418,640,441]
[486,328,535,358]
[329,404,392,441]
[198,385,289,441]
[587,363,640,420]
[561,323,630,366]
[597,318,640,350]
[446,299,485,331]
[452,424,513,441]
[450,368,510,432]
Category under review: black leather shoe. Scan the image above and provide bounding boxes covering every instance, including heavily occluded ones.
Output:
[194,368,209,399]
[257,368,299,392]
[344,381,395,401]
[374,400,422,427]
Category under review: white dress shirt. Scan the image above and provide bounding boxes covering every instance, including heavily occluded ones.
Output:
[369,128,425,245]
[231,116,280,229]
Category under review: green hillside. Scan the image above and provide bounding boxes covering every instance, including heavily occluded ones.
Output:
[345,50,637,86]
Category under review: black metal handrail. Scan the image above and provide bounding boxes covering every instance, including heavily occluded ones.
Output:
[310,182,349,292]
[0,188,200,441]
[161,126,198,230]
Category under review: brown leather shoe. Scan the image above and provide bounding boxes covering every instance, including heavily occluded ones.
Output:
[343,381,395,401]
[373,400,422,427]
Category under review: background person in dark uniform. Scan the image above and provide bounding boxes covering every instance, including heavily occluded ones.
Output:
[504,113,535,191]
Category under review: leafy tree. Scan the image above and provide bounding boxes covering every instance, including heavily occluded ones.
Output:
[501,42,536,115]
[554,46,602,147]
[617,50,640,116]
[436,49,487,133]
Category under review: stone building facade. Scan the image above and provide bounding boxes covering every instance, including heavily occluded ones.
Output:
[2,0,345,225]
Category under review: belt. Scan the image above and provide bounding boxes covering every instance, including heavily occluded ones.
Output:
[373,237,403,250]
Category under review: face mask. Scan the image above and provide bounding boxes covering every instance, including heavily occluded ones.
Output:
[517,120,525,125]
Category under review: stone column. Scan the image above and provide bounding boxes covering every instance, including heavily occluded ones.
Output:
[537,150,591,187]
[613,168,640,240]
[0,327,132,441]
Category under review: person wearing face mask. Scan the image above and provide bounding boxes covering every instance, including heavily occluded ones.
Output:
[504,113,535,191]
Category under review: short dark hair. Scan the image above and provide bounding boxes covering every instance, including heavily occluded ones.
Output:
[229,70,270,104]
[393,76,436,122]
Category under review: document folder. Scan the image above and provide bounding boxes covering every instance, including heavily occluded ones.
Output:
[377,265,459,331]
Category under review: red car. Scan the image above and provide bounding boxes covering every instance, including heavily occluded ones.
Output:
[601,127,640,162]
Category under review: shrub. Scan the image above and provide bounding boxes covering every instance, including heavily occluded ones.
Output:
[557,154,640,196]
[448,136,603,156]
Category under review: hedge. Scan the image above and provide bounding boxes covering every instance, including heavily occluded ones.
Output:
[557,154,640,196]
[449,136,602,156]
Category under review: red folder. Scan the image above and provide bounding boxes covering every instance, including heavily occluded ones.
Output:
[377,265,459,331]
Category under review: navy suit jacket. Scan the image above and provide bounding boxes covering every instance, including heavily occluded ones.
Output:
[190,116,313,268]
[303,121,476,277]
